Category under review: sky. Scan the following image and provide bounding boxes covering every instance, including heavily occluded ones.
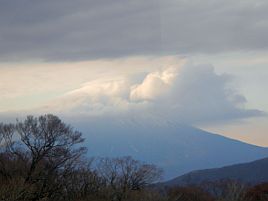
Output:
[0,0,268,146]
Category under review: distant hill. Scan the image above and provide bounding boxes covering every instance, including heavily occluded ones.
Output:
[163,157,268,186]
[74,119,268,179]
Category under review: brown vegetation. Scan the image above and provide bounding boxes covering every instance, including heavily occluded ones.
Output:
[0,114,267,201]
[0,115,162,201]
[245,183,268,201]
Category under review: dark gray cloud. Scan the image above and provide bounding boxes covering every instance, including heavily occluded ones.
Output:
[0,0,268,61]
[160,0,268,54]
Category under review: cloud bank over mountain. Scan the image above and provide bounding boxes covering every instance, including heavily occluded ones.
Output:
[0,0,267,147]
[41,63,263,125]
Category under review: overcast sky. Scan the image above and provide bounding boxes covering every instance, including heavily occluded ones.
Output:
[0,0,268,146]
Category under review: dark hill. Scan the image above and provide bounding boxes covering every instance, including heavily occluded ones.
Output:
[163,157,268,186]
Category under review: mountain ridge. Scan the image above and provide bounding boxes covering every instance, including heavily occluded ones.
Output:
[162,157,268,186]
[73,119,268,179]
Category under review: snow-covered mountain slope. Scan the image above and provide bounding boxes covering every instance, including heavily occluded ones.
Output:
[75,120,268,180]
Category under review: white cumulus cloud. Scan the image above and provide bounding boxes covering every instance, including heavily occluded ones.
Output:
[40,62,263,124]
[130,66,178,101]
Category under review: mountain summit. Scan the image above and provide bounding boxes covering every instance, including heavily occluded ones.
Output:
[77,120,268,179]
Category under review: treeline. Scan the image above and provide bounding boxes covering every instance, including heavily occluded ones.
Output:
[166,180,268,201]
[0,115,267,201]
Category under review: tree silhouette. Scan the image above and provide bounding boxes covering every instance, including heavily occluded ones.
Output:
[0,114,86,201]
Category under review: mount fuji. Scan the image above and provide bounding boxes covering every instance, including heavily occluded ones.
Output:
[75,119,268,180]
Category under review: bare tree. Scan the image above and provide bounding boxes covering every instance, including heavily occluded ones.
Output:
[245,182,268,201]
[61,159,106,201]
[201,180,248,201]
[0,114,87,201]
[97,156,163,201]
[0,115,165,201]
[168,186,215,201]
